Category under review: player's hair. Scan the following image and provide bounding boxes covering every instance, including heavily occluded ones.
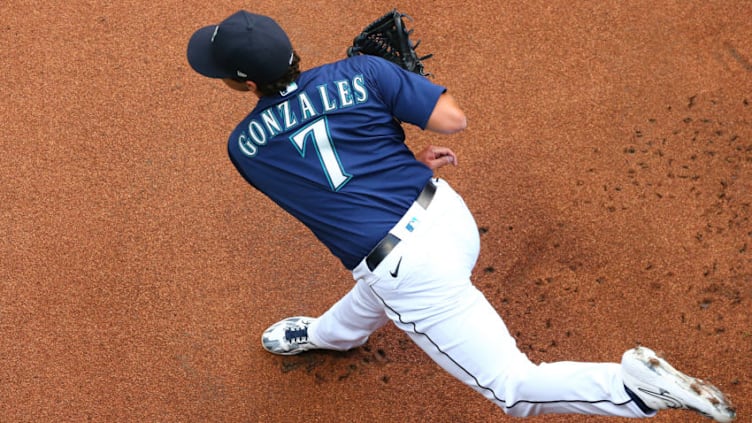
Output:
[256,51,301,96]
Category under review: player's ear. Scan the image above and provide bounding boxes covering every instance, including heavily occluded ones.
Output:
[246,80,258,92]
[222,78,252,92]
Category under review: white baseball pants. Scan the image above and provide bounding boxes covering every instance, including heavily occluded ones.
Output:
[308,179,649,418]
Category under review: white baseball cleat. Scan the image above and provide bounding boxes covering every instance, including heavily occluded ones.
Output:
[621,346,736,422]
[261,316,319,355]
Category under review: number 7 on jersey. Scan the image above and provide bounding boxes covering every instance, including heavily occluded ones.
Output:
[289,116,352,191]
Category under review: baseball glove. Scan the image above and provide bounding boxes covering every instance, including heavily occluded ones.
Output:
[346,9,433,76]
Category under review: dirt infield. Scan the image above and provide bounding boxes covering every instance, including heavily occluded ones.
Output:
[1,1,750,422]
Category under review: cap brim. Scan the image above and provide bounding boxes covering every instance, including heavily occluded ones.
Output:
[186,25,234,79]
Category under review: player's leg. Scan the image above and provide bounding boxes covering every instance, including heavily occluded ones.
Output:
[366,179,646,417]
[307,278,390,351]
[393,281,735,420]
[261,278,389,355]
[391,284,643,417]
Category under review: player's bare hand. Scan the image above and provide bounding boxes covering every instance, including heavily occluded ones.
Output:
[416,145,458,170]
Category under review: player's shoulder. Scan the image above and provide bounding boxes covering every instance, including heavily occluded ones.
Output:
[345,54,403,71]
[304,55,400,76]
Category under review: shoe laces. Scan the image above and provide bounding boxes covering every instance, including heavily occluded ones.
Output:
[284,326,309,344]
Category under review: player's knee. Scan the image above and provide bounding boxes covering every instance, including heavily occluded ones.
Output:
[495,358,541,417]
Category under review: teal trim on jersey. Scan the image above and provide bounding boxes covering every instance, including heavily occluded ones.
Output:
[227,55,444,268]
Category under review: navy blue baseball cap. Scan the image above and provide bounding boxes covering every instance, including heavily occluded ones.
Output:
[187,10,294,83]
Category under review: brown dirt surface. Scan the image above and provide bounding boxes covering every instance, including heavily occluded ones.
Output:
[2,1,750,422]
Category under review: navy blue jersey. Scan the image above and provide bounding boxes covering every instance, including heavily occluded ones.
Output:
[227,55,446,269]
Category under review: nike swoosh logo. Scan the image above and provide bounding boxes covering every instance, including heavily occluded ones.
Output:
[638,387,683,409]
[389,257,403,278]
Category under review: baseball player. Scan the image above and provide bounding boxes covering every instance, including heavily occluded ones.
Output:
[186,10,736,422]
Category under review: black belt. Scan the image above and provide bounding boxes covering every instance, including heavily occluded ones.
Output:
[365,179,437,271]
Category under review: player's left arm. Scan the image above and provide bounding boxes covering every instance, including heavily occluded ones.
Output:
[415,144,457,169]
[416,92,465,169]
[425,92,466,134]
